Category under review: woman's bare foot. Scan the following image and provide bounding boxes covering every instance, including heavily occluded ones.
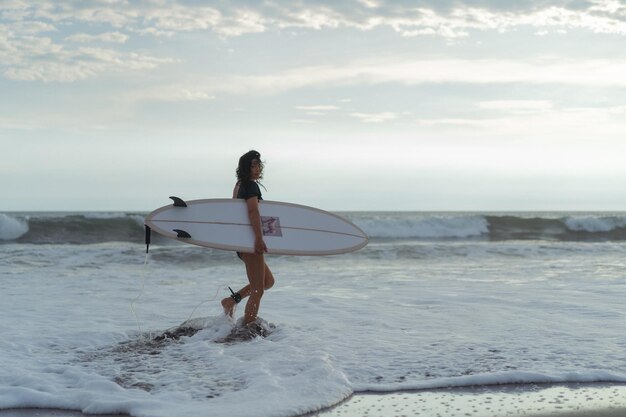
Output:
[221,297,236,317]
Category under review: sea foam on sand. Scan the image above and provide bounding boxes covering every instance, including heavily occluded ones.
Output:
[312,383,626,417]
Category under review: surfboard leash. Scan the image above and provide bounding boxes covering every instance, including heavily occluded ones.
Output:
[130,251,149,339]
[228,287,242,303]
[184,283,233,323]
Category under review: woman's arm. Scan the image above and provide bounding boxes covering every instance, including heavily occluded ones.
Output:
[246,197,268,254]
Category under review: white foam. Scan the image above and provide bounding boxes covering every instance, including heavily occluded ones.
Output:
[81,212,146,229]
[0,214,29,240]
[564,215,626,232]
[351,213,489,239]
[353,370,626,392]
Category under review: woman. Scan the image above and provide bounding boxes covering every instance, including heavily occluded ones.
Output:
[221,150,275,325]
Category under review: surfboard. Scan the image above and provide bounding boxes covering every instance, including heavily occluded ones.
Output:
[144,197,368,256]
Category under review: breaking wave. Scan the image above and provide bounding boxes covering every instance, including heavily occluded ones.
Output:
[347,212,626,242]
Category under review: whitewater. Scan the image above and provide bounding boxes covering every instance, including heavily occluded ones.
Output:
[1,211,626,417]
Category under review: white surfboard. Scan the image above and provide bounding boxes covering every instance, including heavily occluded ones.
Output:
[144,197,368,256]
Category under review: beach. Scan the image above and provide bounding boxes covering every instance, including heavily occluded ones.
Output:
[1,211,626,417]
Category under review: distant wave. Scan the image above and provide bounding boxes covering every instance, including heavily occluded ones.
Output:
[346,212,626,242]
[486,214,626,241]
[352,214,489,239]
[0,213,29,241]
[1,212,626,244]
[0,213,147,244]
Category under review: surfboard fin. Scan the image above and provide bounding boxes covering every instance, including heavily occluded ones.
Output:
[169,196,188,207]
[173,229,191,239]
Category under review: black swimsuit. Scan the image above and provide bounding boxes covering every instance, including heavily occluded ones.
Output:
[236,181,263,260]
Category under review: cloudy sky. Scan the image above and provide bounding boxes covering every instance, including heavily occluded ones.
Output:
[1,0,625,211]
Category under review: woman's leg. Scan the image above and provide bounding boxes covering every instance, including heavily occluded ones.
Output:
[240,253,265,324]
[221,255,274,321]
[263,264,275,290]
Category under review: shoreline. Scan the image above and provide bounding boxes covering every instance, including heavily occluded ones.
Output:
[2,383,626,417]
[304,382,626,417]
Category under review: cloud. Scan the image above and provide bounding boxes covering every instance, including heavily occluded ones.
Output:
[127,84,216,102]
[0,116,38,130]
[350,112,399,123]
[416,105,626,138]
[143,4,222,32]
[0,15,172,82]
[135,57,626,98]
[417,118,490,128]
[477,100,554,113]
[357,0,381,8]
[3,42,173,82]
[65,31,129,43]
[28,2,138,28]
[110,53,626,108]
[229,1,626,39]
[295,105,341,111]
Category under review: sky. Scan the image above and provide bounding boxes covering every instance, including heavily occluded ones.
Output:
[1,0,626,212]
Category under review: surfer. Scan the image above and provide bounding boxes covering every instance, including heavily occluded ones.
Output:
[221,150,275,325]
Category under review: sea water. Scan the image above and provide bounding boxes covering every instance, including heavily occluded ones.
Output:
[1,212,625,417]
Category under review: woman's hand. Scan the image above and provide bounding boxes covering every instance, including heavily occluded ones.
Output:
[247,196,268,254]
[255,237,268,254]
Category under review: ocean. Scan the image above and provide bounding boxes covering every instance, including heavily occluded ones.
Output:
[1,211,625,417]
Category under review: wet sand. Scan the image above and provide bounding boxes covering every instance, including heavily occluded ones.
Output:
[306,383,626,417]
[2,383,626,417]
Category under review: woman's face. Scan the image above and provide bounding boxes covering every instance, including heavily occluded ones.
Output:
[250,159,262,180]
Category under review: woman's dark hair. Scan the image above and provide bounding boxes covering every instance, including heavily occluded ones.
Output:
[236,150,264,182]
